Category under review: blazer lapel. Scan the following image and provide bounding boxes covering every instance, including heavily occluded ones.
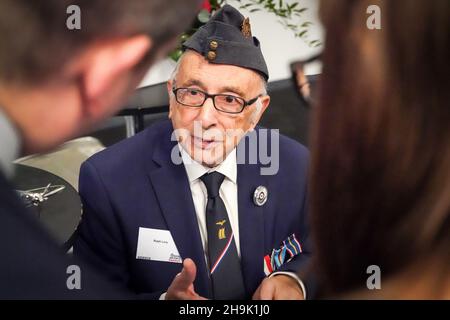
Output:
[237,161,267,296]
[146,129,212,298]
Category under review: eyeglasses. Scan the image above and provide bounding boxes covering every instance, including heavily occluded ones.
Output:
[172,87,261,114]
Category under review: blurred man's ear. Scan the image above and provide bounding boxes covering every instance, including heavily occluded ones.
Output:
[76,35,152,118]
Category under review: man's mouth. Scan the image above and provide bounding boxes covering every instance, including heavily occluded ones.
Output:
[191,135,221,150]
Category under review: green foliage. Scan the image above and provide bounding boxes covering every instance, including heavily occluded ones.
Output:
[233,0,321,47]
[169,0,320,61]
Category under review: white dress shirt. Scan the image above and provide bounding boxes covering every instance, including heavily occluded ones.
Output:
[180,145,241,263]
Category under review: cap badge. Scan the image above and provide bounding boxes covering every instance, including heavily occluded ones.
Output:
[241,17,252,38]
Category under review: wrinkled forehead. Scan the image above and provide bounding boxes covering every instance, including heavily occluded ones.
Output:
[175,50,262,94]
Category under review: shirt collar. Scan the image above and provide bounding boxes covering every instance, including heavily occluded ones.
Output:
[0,108,21,178]
[179,144,237,184]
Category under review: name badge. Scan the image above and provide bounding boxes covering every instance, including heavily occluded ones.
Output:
[136,227,182,263]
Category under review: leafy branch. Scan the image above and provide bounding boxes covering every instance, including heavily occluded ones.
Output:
[231,0,321,47]
[169,0,320,61]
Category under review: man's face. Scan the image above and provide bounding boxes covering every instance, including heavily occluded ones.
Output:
[168,51,269,167]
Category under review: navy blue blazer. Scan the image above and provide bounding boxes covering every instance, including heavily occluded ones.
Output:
[74,120,311,299]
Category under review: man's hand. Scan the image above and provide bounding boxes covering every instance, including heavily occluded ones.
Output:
[252,275,305,300]
[165,258,207,300]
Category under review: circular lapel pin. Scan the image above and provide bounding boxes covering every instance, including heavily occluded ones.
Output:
[253,186,268,207]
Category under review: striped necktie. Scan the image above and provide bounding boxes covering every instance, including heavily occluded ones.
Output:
[200,172,246,299]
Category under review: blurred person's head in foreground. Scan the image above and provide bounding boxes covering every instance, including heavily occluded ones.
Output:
[310,0,450,299]
[0,0,200,155]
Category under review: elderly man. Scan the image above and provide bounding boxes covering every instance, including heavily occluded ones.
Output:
[0,0,200,298]
[74,5,310,300]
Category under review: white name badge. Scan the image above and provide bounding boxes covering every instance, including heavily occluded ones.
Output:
[136,227,182,263]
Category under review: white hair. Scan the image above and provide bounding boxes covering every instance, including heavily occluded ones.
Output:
[169,55,183,83]
[169,51,268,95]
[257,74,268,95]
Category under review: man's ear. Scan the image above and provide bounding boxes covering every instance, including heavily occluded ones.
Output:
[250,95,270,129]
[79,35,152,112]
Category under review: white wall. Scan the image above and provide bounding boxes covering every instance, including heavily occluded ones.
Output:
[139,0,323,87]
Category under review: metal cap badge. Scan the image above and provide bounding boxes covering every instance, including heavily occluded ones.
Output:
[241,17,252,38]
[253,186,268,206]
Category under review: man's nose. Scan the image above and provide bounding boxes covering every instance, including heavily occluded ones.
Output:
[196,97,218,128]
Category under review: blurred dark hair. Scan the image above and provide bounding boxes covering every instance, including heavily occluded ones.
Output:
[0,0,201,84]
[310,0,450,296]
